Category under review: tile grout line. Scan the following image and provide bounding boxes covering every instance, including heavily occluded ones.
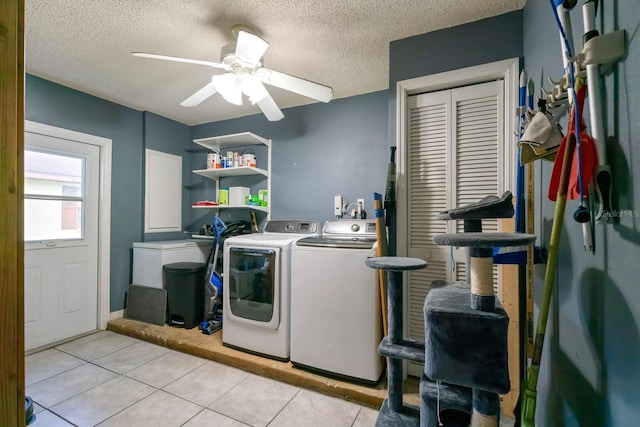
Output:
[26,336,165,425]
[265,387,302,426]
[350,406,364,427]
[28,332,382,426]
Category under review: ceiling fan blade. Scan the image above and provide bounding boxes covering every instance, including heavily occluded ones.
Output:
[256,68,333,103]
[235,30,269,65]
[257,94,284,121]
[132,52,227,69]
[180,80,218,107]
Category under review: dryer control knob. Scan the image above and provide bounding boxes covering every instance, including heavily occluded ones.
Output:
[351,223,360,232]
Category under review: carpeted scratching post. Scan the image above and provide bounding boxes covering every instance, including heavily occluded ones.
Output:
[418,281,473,427]
[366,256,427,427]
[419,374,472,427]
[424,192,535,427]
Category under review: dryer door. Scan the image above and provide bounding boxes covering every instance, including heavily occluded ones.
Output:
[224,247,280,330]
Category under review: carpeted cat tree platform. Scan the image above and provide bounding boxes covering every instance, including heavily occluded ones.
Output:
[367,192,535,427]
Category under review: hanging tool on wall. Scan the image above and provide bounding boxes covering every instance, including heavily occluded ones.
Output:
[582,0,611,227]
[516,69,528,229]
[525,78,536,359]
[520,102,577,427]
[517,69,531,360]
[550,0,597,253]
[580,0,626,224]
[384,147,397,224]
[494,73,549,359]
[519,70,589,427]
[374,192,389,336]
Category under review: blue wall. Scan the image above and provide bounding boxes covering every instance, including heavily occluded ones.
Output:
[388,10,524,147]
[523,1,640,426]
[25,74,144,312]
[142,111,192,241]
[25,77,195,309]
[190,91,389,227]
[25,75,389,311]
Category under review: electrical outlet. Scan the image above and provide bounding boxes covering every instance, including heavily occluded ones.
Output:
[334,195,344,217]
[357,198,365,210]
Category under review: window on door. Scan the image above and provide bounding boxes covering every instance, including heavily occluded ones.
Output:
[24,149,86,242]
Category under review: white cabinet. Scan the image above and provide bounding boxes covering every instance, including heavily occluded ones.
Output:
[132,240,210,288]
[191,132,271,217]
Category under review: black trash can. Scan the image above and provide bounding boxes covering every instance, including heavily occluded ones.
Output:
[163,262,206,329]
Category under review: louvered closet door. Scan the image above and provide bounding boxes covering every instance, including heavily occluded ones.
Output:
[406,80,503,377]
[452,82,503,292]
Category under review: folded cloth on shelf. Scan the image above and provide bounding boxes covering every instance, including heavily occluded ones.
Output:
[193,200,218,206]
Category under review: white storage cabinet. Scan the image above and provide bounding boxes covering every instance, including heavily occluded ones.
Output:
[132,240,210,288]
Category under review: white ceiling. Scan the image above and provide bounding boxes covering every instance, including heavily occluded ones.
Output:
[25,0,526,125]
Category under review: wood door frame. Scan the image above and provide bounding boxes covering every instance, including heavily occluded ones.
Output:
[25,121,113,334]
[1,0,25,424]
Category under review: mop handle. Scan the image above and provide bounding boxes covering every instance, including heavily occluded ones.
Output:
[530,131,575,388]
[550,0,586,206]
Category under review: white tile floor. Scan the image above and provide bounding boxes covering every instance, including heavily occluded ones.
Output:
[26,331,379,427]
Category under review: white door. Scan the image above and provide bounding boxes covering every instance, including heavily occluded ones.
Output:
[24,131,100,350]
[405,80,504,376]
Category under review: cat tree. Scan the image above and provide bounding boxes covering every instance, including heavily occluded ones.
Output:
[367,192,535,427]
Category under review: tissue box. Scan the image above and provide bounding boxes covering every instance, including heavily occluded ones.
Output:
[229,187,250,206]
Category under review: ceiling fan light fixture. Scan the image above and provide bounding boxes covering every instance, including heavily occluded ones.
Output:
[134,25,332,121]
[212,73,243,106]
[235,30,270,65]
[242,75,269,105]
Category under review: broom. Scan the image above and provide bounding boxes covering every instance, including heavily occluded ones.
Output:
[518,98,577,427]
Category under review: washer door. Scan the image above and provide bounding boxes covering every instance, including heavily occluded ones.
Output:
[224,246,280,330]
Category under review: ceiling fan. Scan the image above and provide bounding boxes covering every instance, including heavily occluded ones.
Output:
[132,25,333,121]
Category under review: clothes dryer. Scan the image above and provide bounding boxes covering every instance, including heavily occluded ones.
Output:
[222,220,319,361]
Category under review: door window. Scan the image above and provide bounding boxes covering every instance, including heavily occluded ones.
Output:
[24,149,86,242]
[228,248,277,322]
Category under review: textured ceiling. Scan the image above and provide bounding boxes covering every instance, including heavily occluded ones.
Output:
[25,0,526,125]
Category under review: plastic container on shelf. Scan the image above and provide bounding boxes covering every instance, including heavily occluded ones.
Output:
[219,189,228,205]
[229,186,250,205]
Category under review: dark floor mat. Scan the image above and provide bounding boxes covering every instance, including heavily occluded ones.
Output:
[125,284,166,326]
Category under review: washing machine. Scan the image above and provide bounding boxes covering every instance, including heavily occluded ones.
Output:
[222,219,319,361]
[290,219,383,384]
